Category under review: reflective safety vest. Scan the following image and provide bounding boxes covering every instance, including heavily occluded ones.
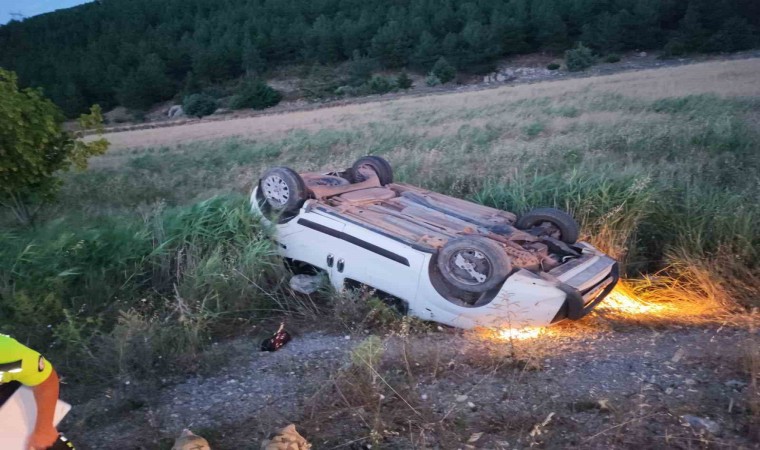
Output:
[0,334,53,387]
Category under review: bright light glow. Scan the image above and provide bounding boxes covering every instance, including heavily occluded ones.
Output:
[495,326,543,340]
[599,287,671,315]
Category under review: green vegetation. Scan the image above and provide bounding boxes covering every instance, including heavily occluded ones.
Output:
[183,93,217,118]
[605,54,621,63]
[1,0,757,115]
[0,69,108,225]
[230,78,282,110]
[396,72,413,90]
[546,63,560,70]
[430,57,457,84]
[366,75,395,94]
[565,42,595,72]
[0,196,280,386]
[425,74,441,87]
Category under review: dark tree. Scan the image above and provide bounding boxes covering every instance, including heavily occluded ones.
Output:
[431,57,456,83]
[116,54,174,110]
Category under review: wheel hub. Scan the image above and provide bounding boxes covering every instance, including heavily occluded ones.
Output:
[262,175,290,207]
[450,250,490,285]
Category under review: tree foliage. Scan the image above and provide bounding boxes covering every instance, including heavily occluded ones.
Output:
[230,78,282,110]
[0,0,756,115]
[431,57,456,84]
[183,93,217,118]
[0,69,108,225]
[565,42,595,72]
[396,72,413,90]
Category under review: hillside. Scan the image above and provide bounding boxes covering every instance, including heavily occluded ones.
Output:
[0,0,758,117]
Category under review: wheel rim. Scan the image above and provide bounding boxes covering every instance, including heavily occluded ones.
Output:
[262,175,290,208]
[447,249,492,286]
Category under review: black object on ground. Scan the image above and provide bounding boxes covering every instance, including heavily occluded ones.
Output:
[261,323,292,352]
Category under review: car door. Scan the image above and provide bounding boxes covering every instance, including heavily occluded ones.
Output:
[279,212,347,290]
[334,221,424,305]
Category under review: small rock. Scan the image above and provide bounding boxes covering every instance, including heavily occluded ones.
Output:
[456,395,468,402]
[167,105,184,118]
[638,51,647,57]
[725,380,747,389]
[467,432,483,443]
[421,394,428,400]
[681,415,721,434]
[467,401,476,409]
[344,335,351,340]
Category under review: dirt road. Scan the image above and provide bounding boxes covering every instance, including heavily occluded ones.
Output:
[69,321,757,449]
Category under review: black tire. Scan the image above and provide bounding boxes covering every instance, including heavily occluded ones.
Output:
[259,167,308,213]
[351,155,393,185]
[515,207,580,244]
[437,236,512,293]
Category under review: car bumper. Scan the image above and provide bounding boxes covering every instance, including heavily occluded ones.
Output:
[550,262,620,323]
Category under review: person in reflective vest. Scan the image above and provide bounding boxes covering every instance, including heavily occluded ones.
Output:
[0,334,74,450]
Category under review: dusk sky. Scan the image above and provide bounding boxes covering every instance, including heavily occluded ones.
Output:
[0,0,91,24]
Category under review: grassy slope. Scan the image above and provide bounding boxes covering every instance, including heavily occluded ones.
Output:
[1,58,758,393]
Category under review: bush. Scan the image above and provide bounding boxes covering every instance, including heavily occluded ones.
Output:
[425,73,441,87]
[662,38,688,57]
[366,75,395,94]
[396,72,413,90]
[230,79,282,110]
[183,93,217,118]
[604,54,621,63]
[565,42,595,72]
[430,57,456,83]
[299,64,342,100]
[546,63,560,70]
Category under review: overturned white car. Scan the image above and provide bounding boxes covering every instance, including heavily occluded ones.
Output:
[251,156,618,329]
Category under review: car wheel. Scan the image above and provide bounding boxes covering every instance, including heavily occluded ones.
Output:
[515,207,580,244]
[259,167,307,213]
[437,236,512,293]
[351,155,393,185]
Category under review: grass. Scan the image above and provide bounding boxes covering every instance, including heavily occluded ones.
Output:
[0,196,284,390]
[1,61,759,415]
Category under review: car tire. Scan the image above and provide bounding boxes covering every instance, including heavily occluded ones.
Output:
[515,207,580,244]
[259,167,308,213]
[351,155,393,185]
[437,236,512,293]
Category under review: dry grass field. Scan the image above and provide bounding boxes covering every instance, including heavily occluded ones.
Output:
[96,58,760,152]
